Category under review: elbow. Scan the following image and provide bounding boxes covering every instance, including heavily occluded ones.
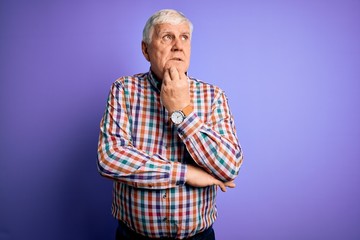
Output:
[219,150,244,182]
[232,150,244,178]
[97,149,117,179]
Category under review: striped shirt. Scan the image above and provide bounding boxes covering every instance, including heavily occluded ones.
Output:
[97,71,243,239]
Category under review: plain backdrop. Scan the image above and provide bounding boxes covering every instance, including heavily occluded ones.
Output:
[1,0,359,239]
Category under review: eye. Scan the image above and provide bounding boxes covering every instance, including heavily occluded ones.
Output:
[181,35,190,41]
[163,34,173,41]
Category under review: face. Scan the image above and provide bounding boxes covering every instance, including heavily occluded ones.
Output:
[142,22,191,80]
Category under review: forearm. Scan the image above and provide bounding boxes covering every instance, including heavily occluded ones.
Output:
[177,92,243,182]
[97,81,186,189]
[97,132,186,189]
[178,115,242,181]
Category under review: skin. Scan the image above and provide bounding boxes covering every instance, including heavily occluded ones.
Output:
[142,22,235,192]
[142,23,191,113]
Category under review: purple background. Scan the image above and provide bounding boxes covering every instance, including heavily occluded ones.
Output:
[1,0,359,239]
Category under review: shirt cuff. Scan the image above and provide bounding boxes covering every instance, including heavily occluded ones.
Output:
[176,112,202,139]
[170,162,186,186]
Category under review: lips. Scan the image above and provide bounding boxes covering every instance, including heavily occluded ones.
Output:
[171,57,183,61]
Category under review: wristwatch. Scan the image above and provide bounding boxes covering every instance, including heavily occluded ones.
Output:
[170,105,194,125]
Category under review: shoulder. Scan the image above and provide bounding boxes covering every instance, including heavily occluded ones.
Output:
[188,76,225,97]
[113,72,147,87]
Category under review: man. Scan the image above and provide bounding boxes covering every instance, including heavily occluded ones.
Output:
[97,9,243,240]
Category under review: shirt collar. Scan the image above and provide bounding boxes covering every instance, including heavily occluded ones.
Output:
[147,69,190,92]
[147,70,162,92]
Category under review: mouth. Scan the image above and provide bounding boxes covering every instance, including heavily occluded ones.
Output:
[170,57,183,62]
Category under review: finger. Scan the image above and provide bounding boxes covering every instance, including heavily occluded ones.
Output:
[163,69,170,85]
[169,66,179,81]
[225,180,236,188]
[216,181,227,192]
[163,62,172,72]
[179,71,187,81]
[227,183,236,188]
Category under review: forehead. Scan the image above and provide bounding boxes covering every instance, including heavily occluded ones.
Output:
[154,23,190,35]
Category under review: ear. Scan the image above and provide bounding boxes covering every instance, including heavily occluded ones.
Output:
[141,41,150,62]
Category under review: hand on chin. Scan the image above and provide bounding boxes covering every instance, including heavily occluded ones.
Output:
[164,60,186,75]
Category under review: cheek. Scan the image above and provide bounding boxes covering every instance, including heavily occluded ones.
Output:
[157,51,171,64]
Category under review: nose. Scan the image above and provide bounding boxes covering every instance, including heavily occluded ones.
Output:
[171,37,183,51]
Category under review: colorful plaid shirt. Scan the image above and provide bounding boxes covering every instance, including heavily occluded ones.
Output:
[97,71,243,239]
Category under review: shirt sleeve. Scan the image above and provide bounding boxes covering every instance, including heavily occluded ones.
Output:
[176,90,243,182]
[97,81,186,189]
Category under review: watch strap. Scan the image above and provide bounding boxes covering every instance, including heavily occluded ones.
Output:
[181,104,194,117]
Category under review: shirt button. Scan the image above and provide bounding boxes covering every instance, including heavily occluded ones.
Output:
[163,217,167,222]
[163,194,167,199]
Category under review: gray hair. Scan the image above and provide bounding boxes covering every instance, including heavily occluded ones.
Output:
[142,9,193,44]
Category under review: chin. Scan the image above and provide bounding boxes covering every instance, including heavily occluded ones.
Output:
[173,62,188,73]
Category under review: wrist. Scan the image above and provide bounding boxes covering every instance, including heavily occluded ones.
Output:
[169,104,193,125]
[180,104,193,117]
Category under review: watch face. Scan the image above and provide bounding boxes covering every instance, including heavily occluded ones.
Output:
[171,111,184,124]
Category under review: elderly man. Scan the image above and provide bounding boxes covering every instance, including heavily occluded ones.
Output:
[97,9,243,240]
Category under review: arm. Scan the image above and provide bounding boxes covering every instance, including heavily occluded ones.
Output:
[177,90,243,182]
[160,67,243,183]
[97,81,186,189]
